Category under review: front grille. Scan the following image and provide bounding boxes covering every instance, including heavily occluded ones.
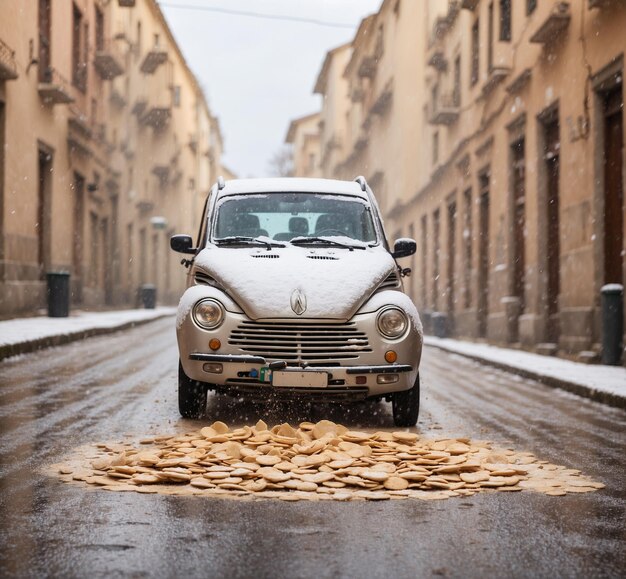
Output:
[251,254,280,259]
[194,270,216,285]
[377,270,401,291]
[307,255,338,261]
[228,320,372,363]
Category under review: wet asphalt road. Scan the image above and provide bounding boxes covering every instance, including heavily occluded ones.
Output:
[0,317,624,579]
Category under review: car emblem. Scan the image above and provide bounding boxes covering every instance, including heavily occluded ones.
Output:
[290,289,307,315]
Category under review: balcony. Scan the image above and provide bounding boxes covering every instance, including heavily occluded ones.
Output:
[140,102,171,129]
[68,113,92,140]
[358,56,377,79]
[482,65,511,96]
[151,163,170,185]
[110,86,127,108]
[461,0,479,10]
[136,199,154,212]
[428,47,447,72]
[588,0,613,7]
[429,93,459,125]
[530,2,571,44]
[506,68,532,94]
[140,46,168,74]
[350,86,365,103]
[93,39,125,80]
[0,38,18,80]
[132,97,147,116]
[38,67,74,105]
[371,80,393,116]
[118,0,136,6]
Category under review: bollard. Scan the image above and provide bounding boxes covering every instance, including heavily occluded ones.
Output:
[47,272,70,317]
[601,284,623,365]
[140,284,157,309]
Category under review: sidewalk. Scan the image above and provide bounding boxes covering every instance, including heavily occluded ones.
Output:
[2,310,623,410]
[424,336,626,410]
[0,307,176,361]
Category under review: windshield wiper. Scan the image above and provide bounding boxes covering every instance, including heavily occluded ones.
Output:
[214,236,286,249]
[289,236,366,250]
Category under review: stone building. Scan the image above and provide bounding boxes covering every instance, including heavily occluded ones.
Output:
[285,112,322,178]
[295,0,625,362]
[0,0,222,316]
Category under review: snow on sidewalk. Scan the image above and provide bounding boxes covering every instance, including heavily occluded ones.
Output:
[0,307,176,359]
[424,336,626,408]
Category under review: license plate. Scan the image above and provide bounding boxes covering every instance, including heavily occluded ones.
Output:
[272,370,328,388]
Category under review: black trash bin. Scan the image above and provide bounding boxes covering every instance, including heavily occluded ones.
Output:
[601,284,623,365]
[140,284,157,309]
[432,312,448,338]
[47,271,70,318]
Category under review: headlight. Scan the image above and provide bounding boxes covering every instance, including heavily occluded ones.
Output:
[377,307,408,339]
[192,299,225,329]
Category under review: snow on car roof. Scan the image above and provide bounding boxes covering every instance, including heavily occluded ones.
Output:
[218,178,369,199]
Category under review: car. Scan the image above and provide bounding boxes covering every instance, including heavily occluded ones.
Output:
[170,176,423,426]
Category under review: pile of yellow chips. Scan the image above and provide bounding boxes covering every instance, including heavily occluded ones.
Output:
[53,420,604,501]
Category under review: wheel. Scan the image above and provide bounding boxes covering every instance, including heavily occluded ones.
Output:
[178,360,208,418]
[392,373,420,427]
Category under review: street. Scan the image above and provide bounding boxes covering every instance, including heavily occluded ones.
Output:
[0,317,624,579]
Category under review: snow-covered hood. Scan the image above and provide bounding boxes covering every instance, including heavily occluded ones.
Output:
[194,245,396,321]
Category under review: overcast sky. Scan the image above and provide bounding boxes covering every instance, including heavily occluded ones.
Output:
[159,0,382,178]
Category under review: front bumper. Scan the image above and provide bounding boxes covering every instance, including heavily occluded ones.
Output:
[177,297,422,400]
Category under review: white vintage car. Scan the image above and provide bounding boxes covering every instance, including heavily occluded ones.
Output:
[171,177,423,426]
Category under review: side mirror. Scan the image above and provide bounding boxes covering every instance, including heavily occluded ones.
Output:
[391,238,416,259]
[170,234,196,254]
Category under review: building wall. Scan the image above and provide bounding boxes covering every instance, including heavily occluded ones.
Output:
[299,0,626,363]
[0,0,222,316]
[286,112,321,178]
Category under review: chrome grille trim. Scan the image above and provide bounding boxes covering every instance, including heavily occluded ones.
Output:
[228,320,372,363]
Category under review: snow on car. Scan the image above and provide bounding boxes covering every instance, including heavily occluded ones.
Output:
[171,176,423,426]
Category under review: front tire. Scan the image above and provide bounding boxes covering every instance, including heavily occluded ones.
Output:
[392,373,420,427]
[178,360,208,418]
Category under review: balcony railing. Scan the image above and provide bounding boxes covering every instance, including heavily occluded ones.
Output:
[530,2,571,44]
[461,0,479,9]
[110,85,127,108]
[0,37,18,80]
[429,93,459,125]
[358,56,377,79]
[38,67,75,105]
[482,65,511,96]
[350,85,365,103]
[151,162,170,184]
[371,80,393,116]
[428,45,447,72]
[93,39,125,80]
[140,45,168,74]
[140,100,172,129]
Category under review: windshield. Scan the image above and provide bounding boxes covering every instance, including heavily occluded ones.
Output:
[211,193,378,244]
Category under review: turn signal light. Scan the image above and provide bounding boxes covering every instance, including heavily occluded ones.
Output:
[384,350,398,363]
[209,338,221,351]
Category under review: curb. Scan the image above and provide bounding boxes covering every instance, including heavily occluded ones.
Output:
[425,340,626,410]
[0,312,175,362]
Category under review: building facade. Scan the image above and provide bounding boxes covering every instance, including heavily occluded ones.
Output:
[0,0,222,316]
[285,112,322,178]
[292,0,625,363]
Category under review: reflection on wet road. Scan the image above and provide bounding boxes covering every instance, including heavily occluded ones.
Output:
[0,317,624,578]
